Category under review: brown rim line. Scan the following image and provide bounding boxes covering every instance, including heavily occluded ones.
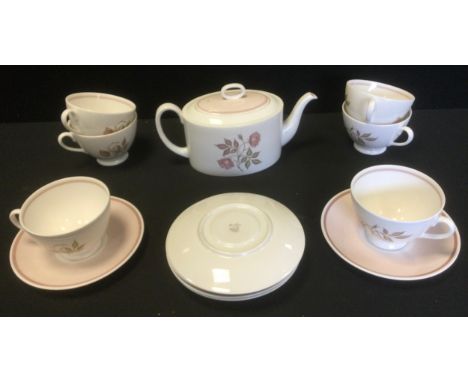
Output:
[352,167,445,216]
[26,178,109,205]
[10,197,144,290]
[67,93,136,111]
[20,178,110,237]
[321,190,459,280]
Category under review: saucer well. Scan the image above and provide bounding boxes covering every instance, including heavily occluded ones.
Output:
[166,193,305,297]
[321,190,461,281]
[10,196,144,290]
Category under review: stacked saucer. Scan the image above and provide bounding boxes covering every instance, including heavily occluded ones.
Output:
[166,193,305,301]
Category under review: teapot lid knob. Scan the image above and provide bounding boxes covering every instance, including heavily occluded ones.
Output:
[221,83,246,100]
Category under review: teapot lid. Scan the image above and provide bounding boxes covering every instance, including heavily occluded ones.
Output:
[182,83,283,127]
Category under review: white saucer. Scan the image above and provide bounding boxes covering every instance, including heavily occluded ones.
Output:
[10,196,144,290]
[170,261,298,301]
[321,190,461,281]
[166,193,305,297]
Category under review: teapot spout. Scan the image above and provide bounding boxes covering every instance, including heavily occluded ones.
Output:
[282,92,318,146]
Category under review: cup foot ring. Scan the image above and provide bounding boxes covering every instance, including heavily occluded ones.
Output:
[96,152,129,166]
[353,143,386,156]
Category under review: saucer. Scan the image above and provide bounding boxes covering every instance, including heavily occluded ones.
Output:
[170,261,298,301]
[166,193,305,296]
[321,190,461,281]
[10,196,144,290]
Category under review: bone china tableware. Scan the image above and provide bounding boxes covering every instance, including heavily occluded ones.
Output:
[351,165,456,251]
[342,102,414,155]
[170,266,298,301]
[155,83,318,176]
[58,116,137,166]
[345,79,415,124]
[9,177,110,261]
[10,196,144,290]
[61,92,136,136]
[321,190,460,281]
[166,193,305,299]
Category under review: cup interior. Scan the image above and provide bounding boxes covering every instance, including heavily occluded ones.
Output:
[352,167,444,222]
[21,179,109,236]
[68,93,135,114]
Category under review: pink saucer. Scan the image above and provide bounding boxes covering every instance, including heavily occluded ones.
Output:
[10,196,144,290]
[321,190,461,281]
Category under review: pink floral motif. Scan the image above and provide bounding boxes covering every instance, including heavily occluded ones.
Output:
[215,132,262,171]
[217,158,234,170]
[249,132,261,147]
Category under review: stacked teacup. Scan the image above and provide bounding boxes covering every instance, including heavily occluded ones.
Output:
[343,80,415,155]
[58,92,137,166]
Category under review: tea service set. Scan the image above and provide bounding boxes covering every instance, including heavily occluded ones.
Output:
[7,80,461,300]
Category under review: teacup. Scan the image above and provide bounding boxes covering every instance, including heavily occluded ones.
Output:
[9,177,111,261]
[61,92,136,136]
[351,165,456,250]
[345,80,415,124]
[342,102,414,155]
[58,117,137,166]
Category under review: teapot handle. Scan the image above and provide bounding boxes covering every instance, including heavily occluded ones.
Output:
[155,103,189,158]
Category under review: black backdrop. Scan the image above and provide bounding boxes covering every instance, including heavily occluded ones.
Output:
[1,66,467,123]
[1,65,468,316]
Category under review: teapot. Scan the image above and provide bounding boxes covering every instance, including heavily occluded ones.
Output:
[155,83,317,176]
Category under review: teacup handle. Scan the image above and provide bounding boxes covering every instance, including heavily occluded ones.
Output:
[421,216,456,240]
[60,109,79,133]
[155,103,189,158]
[58,132,85,153]
[9,209,22,230]
[365,99,376,122]
[391,126,414,146]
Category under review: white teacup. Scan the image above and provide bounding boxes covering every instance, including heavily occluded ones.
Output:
[58,117,137,166]
[9,177,111,261]
[351,165,456,251]
[61,92,136,136]
[342,102,414,155]
[345,80,415,124]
